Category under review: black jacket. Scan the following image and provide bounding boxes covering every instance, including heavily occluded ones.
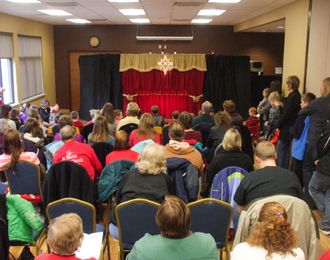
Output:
[278,90,301,141]
[42,161,95,209]
[0,194,8,260]
[298,95,330,146]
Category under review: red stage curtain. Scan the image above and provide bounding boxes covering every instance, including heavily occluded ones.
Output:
[121,69,204,118]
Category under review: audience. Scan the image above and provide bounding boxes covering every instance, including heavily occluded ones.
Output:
[49,103,60,126]
[116,102,140,131]
[129,113,160,147]
[245,107,260,144]
[127,195,218,260]
[193,101,215,146]
[0,104,16,130]
[265,91,282,139]
[164,122,204,176]
[162,110,180,145]
[277,76,301,169]
[151,105,164,127]
[53,115,85,143]
[114,109,123,126]
[53,125,102,181]
[39,98,51,123]
[231,202,305,260]
[35,213,95,260]
[178,111,202,144]
[204,128,253,196]
[0,119,9,154]
[234,141,304,211]
[88,116,114,146]
[10,108,22,130]
[223,100,243,126]
[105,130,139,164]
[257,87,271,127]
[71,110,84,133]
[22,118,45,146]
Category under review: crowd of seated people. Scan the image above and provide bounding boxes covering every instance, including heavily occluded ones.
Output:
[0,76,329,260]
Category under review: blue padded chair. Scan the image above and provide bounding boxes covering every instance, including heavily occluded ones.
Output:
[115,199,160,260]
[187,198,233,259]
[46,198,109,259]
[4,161,42,201]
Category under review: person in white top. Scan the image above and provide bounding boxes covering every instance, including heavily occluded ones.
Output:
[231,202,305,260]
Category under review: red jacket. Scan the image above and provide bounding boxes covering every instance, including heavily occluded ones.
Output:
[106,150,139,165]
[53,140,102,180]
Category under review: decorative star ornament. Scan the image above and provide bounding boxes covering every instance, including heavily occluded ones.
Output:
[158,55,173,75]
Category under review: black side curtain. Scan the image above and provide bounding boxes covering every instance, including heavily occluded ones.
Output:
[203,55,251,118]
[79,54,121,120]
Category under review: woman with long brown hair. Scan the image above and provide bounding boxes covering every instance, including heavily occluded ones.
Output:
[88,116,114,146]
[231,202,305,260]
[101,102,116,135]
[129,113,160,147]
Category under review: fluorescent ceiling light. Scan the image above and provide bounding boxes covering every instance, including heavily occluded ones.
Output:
[38,9,72,16]
[66,18,91,24]
[209,0,240,3]
[191,19,212,24]
[119,9,145,16]
[6,0,40,3]
[130,18,150,24]
[198,9,226,16]
[108,0,138,2]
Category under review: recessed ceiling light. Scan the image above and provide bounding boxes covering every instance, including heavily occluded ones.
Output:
[6,0,40,3]
[261,30,266,32]
[277,26,284,29]
[66,18,91,24]
[198,9,226,16]
[119,9,145,15]
[209,0,240,3]
[107,0,138,2]
[38,9,72,16]
[191,19,212,24]
[130,18,150,24]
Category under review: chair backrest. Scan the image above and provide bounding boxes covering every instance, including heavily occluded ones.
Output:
[92,142,114,168]
[46,198,95,234]
[98,160,135,202]
[187,198,233,249]
[81,123,94,141]
[115,198,160,256]
[118,123,138,137]
[4,161,42,196]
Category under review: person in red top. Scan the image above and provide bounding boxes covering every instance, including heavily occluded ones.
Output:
[129,113,161,147]
[245,107,260,144]
[53,125,102,181]
[106,130,139,164]
[71,111,84,134]
[35,213,96,260]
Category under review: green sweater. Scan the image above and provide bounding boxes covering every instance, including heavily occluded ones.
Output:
[126,232,218,260]
[6,195,43,243]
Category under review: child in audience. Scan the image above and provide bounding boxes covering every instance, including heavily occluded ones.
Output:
[71,111,84,133]
[35,213,96,260]
[19,102,31,123]
[49,103,60,125]
[257,87,271,130]
[114,109,123,126]
[231,202,305,260]
[291,92,316,186]
[245,107,260,144]
[10,108,22,130]
[264,91,282,140]
[126,196,218,260]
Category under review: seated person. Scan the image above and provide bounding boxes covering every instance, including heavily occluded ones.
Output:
[106,130,139,165]
[71,111,84,134]
[35,213,96,260]
[126,195,218,260]
[114,109,123,126]
[116,143,172,204]
[116,102,140,131]
[88,116,114,146]
[231,202,305,260]
[162,110,180,145]
[164,122,204,176]
[234,141,304,212]
[178,111,202,144]
[151,105,164,127]
[53,115,85,143]
[129,113,161,147]
[203,128,253,196]
[223,100,243,126]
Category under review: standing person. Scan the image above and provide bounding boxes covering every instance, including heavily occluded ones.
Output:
[245,107,260,144]
[264,91,282,140]
[231,202,305,260]
[257,87,271,129]
[126,196,218,260]
[277,76,301,169]
[151,105,164,127]
[299,77,330,210]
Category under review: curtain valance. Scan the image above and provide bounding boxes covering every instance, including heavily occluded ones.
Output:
[120,54,206,72]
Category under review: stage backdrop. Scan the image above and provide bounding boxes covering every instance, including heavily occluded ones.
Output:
[120,54,206,118]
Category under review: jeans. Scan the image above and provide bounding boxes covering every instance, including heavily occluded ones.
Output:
[309,171,330,231]
[276,140,291,169]
[303,144,317,209]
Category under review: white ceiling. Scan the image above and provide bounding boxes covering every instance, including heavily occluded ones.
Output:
[0,0,295,26]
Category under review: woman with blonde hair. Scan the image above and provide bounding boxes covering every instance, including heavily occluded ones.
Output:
[127,196,218,260]
[88,116,114,146]
[129,113,160,147]
[231,202,305,260]
[116,143,172,204]
[202,128,253,197]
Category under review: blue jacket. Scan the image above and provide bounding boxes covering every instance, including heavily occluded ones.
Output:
[292,116,310,160]
[166,158,199,203]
